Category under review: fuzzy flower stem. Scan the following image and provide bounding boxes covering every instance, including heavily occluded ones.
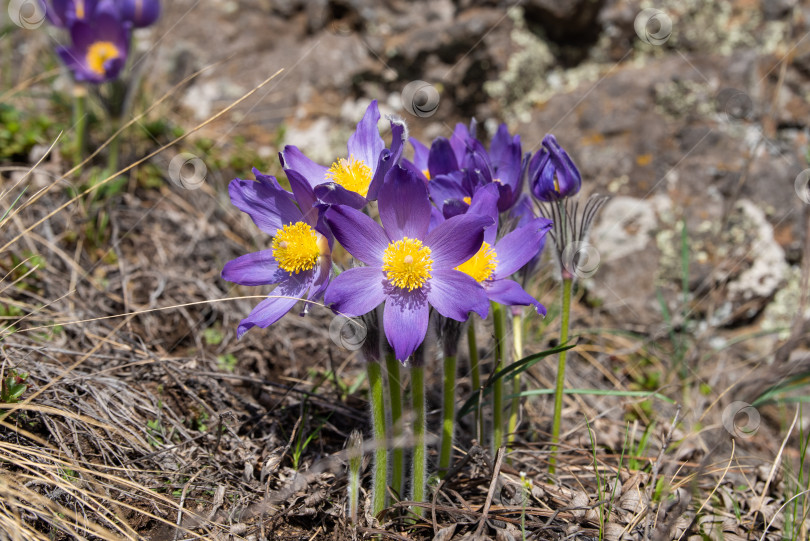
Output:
[549,276,573,474]
[366,359,387,515]
[385,353,404,498]
[507,309,524,449]
[492,302,508,451]
[467,319,483,441]
[438,354,457,476]
[107,121,121,176]
[347,430,363,526]
[73,85,87,165]
[411,363,427,515]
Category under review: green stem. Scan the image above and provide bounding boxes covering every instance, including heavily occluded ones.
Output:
[385,353,404,498]
[107,124,121,175]
[367,360,387,515]
[467,319,483,442]
[492,302,508,451]
[507,309,524,449]
[438,354,457,476]
[549,277,573,474]
[411,364,426,515]
[73,85,87,166]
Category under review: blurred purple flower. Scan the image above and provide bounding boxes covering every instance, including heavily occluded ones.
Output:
[55,10,130,83]
[120,0,160,27]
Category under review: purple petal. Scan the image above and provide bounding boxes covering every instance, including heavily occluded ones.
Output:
[424,213,493,268]
[410,137,429,171]
[379,166,430,240]
[493,217,552,278]
[284,169,318,225]
[366,148,393,202]
[428,172,468,207]
[324,206,388,265]
[449,123,472,164]
[427,137,459,176]
[347,100,384,172]
[383,288,430,361]
[222,249,282,286]
[486,279,546,315]
[307,256,332,301]
[280,146,328,188]
[427,270,489,320]
[468,183,500,244]
[324,267,386,316]
[228,177,300,235]
[313,182,368,209]
[236,274,310,338]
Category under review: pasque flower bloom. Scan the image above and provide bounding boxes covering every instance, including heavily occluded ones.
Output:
[280,100,399,209]
[445,184,552,314]
[529,134,582,201]
[324,166,492,361]
[46,0,100,27]
[222,170,332,338]
[55,10,129,83]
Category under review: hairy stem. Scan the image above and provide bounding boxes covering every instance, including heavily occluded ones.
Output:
[492,302,508,451]
[411,364,426,515]
[73,85,87,165]
[438,354,457,476]
[367,360,387,515]
[507,309,524,449]
[385,353,403,498]
[467,319,483,441]
[549,277,573,474]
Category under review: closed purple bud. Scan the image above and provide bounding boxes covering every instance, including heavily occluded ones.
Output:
[529,135,582,202]
[120,0,160,27]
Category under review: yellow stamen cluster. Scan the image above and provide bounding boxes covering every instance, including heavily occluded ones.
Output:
[272,221,320,274]
[382,237,433,291]
[326,155,373,197]
[86,41,120,76]
[422,169,431,180]
[462,196,472,205]
[455,242,498,283]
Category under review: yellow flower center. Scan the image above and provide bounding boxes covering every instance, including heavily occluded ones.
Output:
[326,155,373,197]
[455,242,498,283]
[272,222,321,274]
[86,41,120,76]
[553,175,560,194]
[382,237,433,291]
[463,196,472,205]
[422,169,431,180]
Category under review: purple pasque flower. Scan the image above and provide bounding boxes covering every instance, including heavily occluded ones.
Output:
[489,123,528,212]
[222,169,332,338]
[529,134,582,201]
[120,0,160,27]
[452,184,552,315]
[280,100,403,209]
[324,165,492,361]
[55,10,129,83]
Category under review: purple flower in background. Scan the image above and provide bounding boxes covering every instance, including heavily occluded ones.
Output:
[55,11,129,83]
[222,170,332,338]
[280,100,402,209]
[324,166,492,361]
[489,123,527,212]
[120,0,160,27]
[452,184,552,315]
[529,134,582,201]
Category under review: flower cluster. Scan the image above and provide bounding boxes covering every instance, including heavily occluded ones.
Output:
[221,101,591,362]
[46,0,161,83]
